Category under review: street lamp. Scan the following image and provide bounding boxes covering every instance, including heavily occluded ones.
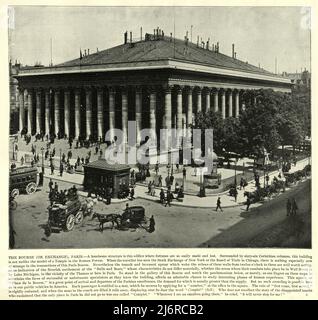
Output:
[234,159,238,186]
[41,147,45,173]
[12,140,15,161]
[60,148,62,165]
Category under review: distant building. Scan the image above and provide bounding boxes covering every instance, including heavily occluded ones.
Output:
[282,69,311,89]
[9,61,21,133]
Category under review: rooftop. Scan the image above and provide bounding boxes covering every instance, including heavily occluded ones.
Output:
[84,159,131,172]
[54,33,276,77]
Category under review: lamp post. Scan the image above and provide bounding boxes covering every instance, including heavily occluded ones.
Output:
[41,147,45,174]
[234,158,238,186]
[60,148,62,165]
[12,140,15,161]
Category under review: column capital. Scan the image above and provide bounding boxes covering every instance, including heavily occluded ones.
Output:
[162,85,173,94]
[203,87,212,94]
[194,86,202,94]
[83,86,93,93]
[185,86,194,93]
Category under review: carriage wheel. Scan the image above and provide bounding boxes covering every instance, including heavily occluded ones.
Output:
[65,214,75,231]
[26,182,37,195]
[11,189,19,198]
[9,200,17,211]
[75,211,84,225]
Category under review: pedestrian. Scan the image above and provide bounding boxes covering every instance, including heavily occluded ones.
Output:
[158,175,162,187]
[291,198,298,215]
[286,198,292,216]
[183,167,187,180]
[246,197,251,211]
[240,177,244,190]
[99,149,103,158]
[54,182,58,192]
[150,182,155,196]
[95,146,99,154]
[215,197,223,212]
[48,178,53,192]
[170,174,174,186]
[50,163,54,175]
[176,163,179,172]
[165,175,170,188]
[266,174,270,187]
[20,156,24,166]
[148,215,155,233]
[194,167,197,177]
[160,188,165,204]
[60,163,64,177]
[130,187,135,200]
[165,190,172,207]
[148,181,152,194]
[233,188,238,202]
[155,161,159,175]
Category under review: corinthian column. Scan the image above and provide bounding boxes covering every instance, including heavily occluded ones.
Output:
[228,89,233,117]
[18,89,24,132]
[196,88,202,113]
[176,87,183,130]
[36,89,41,134]
[221,90,226,119]
[64,89,70,137]
[149,88,157,143]
[235,91,240,118]
[27,90,33,134]
[205,88,211,113]
[135,87,142,144]
[74,88,81,138]
[121,87,128,144]
[54,90,60,135]
[85,87,92,139]
[213,89,219,113]
[97,88,104,140]
[164,86,172,129]
[186,87,193,128]
[109,87,115,142]
[45,90,50,134]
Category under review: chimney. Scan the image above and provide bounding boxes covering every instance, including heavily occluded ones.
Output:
[212,44,215,52]
[84,49,87,56]
[232,43,235,58]
[197,36,199,47]
[124,31,128,44]
[170,32,173,42]
[154,29,156,37]
[140,27,143,40]
[234,52,237,59]
[217,42,219,52]
[162,31,164,38]
[207,38,210,50]
[130,31,132,43]
[88,49,90,55]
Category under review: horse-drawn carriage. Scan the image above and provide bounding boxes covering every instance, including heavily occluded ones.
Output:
[92,206,148,232]
[47,193,94,234]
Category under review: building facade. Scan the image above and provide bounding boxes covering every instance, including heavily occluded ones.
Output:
[15,31,292,147]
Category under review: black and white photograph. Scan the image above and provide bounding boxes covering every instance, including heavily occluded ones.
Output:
[8,5,311,249]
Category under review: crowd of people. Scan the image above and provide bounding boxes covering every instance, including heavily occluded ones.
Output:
[48,180,78,205]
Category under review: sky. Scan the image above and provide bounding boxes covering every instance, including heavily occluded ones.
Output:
[8,6,311,74]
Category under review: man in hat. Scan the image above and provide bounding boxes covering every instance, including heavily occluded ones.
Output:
[215,196,223,212]
[148,215,155,233]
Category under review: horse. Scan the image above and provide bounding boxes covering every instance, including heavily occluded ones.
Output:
[92,212,121,232]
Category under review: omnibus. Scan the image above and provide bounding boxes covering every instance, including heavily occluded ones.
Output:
[9,166,38,197]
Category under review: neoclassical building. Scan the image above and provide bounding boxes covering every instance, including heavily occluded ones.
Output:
[15,30,292,147]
